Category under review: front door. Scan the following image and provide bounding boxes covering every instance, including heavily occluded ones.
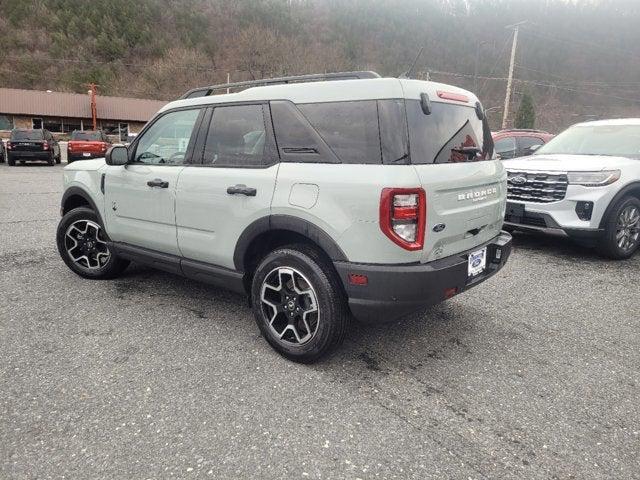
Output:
[176,104,279,269]
[104,108,203,256]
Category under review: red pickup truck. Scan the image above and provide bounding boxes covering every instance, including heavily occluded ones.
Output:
[67,130,111,163]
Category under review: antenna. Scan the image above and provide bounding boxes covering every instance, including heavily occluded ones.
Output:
[400,46,425,79]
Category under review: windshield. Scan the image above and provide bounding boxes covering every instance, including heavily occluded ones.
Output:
[407,100,493,164]
[11,129,43,141]
[536,124,640,158]
[71,131,102,141]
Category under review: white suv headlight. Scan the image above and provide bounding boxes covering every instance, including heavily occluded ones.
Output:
[567,170,620,187]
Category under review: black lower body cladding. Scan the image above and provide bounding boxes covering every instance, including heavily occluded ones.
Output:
[334,231,513,323]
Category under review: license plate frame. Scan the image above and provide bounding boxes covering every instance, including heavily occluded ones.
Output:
[468,247,487,278]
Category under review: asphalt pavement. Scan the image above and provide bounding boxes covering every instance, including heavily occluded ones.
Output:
[1,163,639,479]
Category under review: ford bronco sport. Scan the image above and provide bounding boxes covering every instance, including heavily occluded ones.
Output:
[57,71,512,362]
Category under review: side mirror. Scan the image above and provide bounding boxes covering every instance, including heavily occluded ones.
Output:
[105,145,128,166]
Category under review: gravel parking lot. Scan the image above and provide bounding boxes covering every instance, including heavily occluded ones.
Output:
[1,163,639,479]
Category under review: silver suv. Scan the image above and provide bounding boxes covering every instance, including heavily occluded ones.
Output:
[56,71,512,362]
[504,119,640,259]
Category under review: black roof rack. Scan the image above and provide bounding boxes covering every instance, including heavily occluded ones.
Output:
[180,71,381,99]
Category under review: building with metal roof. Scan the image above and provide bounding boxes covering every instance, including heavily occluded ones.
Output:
[0,88,165,141]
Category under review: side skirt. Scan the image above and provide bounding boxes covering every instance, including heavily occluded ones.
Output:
[109,242,246,294]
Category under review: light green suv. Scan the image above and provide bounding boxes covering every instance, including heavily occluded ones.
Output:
[57,71,512,362]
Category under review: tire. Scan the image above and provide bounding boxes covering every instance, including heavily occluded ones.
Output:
[55,153,61,164]
[7,154,15,166]
[56,207,129,279]
[47,151,55,166]
[597,196,640,259]
[251,244,349,363]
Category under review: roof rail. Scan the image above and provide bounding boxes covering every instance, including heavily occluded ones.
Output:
[180,71,381,99]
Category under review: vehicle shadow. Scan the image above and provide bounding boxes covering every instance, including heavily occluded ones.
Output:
[110,262,479,372]
[509,230,605,261]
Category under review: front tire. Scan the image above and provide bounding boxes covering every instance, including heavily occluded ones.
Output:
[597,196,640,259]
[56,207,129,279]
[251,244,349,363]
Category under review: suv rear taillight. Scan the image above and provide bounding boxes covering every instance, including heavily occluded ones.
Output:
[6,142,12,150]
[42,142,49,150]
[379,188,426,250]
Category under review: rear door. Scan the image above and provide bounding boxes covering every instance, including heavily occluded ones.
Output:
[103,107,203,256]
[175,103,279,269]
[406,100,506,262]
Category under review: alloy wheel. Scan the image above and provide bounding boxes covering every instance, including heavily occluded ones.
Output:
[64,219,111,269]
[616,205,640,252]
[260,267,319,344]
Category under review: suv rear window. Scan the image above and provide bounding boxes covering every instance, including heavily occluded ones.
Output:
[71,131,102,141]
[11,129,43,141]
[407,101,492,163]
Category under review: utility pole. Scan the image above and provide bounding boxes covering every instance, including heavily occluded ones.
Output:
[88,83,98,130]
[502,21,526,129]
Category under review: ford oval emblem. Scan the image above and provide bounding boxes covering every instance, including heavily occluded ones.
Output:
[433,223,446,232]
[510,175,527,185]
[471,257,482,268]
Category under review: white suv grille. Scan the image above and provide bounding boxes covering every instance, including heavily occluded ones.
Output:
[507,170,568,203]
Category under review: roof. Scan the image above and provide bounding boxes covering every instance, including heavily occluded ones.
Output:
[161,77,479,113]
[0,88,166,122]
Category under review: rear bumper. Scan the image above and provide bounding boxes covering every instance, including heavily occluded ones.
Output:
[334,231,512,324]
[69,153,102,160]
[9,151,50,160]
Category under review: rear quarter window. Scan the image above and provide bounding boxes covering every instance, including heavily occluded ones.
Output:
[297,101,382,164]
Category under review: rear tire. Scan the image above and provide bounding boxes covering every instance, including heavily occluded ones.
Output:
[55,153,61,164]
[47,152,55,166]
[250,244,349,363]
[597,196,640,259]
[56,207,129,279]
[7,155,15,166]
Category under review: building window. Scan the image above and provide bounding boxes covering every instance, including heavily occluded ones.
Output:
[119,123,129,142]
[62,119,82,134]
[0,115,13,130]
[32,118,43,129]
[43,118,63,133]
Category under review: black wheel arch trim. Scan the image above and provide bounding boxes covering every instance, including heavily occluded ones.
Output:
[598,182,640,229]
[233,215,348,270]
[61,187,106,231]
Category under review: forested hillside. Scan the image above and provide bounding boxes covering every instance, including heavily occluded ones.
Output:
[1,0,639,131]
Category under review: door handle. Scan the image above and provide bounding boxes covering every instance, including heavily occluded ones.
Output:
[227,184,257,196]
[147,178,169,188]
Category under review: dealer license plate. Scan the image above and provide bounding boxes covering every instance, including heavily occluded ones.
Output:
[468,248,487,277]
[83,152,91,157]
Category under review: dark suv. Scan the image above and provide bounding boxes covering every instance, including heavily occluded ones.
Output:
[7,129,61,166]
[492,129,554,160]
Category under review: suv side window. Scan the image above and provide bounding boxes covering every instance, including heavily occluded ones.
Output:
[133,108,200,165]
[203,104,266,166]
[494,136,517,159]
[298,101,382,164]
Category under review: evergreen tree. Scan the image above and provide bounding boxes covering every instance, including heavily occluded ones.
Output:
[515,93,536,130]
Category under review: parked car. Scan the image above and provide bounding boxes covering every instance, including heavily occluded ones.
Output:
[493,129,554,159]
[7,129,61,166]
[56,71,512,362]
[67,130,111,163]
[0,139,5,163]
[503,118,640,259]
